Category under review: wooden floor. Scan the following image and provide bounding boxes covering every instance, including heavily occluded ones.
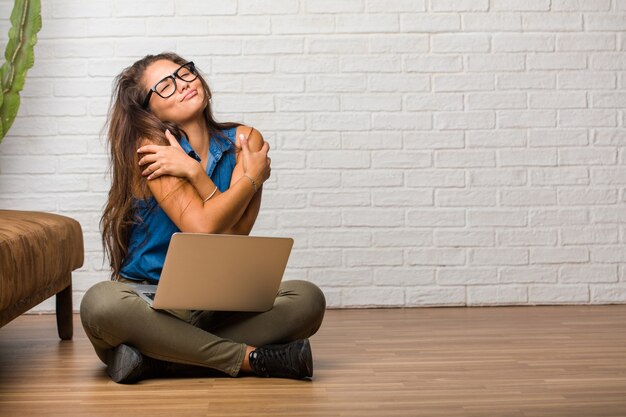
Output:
[1,307,626,417]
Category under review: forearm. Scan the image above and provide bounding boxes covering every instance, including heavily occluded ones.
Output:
[188,164,222,200]
[226,186,262,235]
[200,175,256,233]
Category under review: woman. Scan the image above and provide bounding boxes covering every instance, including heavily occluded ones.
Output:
[80,52,326,384]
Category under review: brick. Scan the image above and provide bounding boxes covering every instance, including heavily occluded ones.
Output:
[276,95,339,112]
[435,111,496,130]
[467,285,528,305]
[436,189,496,207]
[407,209,465,227]
[341,94,401,111]
[500,267,557,283]
[406,287,466,306]
[530,209,588,226]
[586,14,626,31]
[558,188,617,205]
[343,209,405,227]
[335,14,399,33]
[468,53,525,72]
[341,55,402,73]
[527,54,586,70]
[407,170,465,187]
[309,268,373,287]
[434,230,494,247]
[558,73,616,90]
[498,110,557,128]
[305,0,362,13]
[500,189,556,206]
[367,0,426,12]
[310,192,371,207]
[431,34,490,53]
[370,35,429,53]
[308,150,370,169]
[497,73,555,89]
[371,113,432,130]
[531,248,589,264]
[278,56,338,73]
[529,129,588,147]
[469,169,527,186]
[404,131,465,149]
[556,33,616,51]
[373,189,433,206]
[308,37,368,54]
[591,168,626,185]
[435,150,496,168]
[434,74,494,92]
[307,75,366,92]
[342,170,403,187]
[401,13,460,32]
[522,13,583,31]
[369,74,430,92]
[289,250,342,268]
[468,210,527,227]
[437,268,497,285]
[498,230,558,246]
[309,113,370,131]
[590,285,626,303]
[529,284,589,303]
[558,147,617,165]
[345,249,404,267]
[408,249,465,266]
[372,151,430,168]
[272,16,334,34]
[552,0,610,11]
[471,248,529,266]
[405,55,463,73]
[342,132,402,150]
[343,288,405,307]
[493,34,554,52]
[499,149,557,167]
[373,230,433,247]
[463,14,522,31]
[466,130,527,148]
[430,0,488,11]
[560,265,618,283]
[492,0,550,11]
[374,268,434,286]
[405,94,463,111]
[530,93,587,109]
[531,167,589,186]
[561,227,618,245]
[467,92,527,110]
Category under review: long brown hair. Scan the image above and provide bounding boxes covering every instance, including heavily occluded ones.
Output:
[101,52,238,278]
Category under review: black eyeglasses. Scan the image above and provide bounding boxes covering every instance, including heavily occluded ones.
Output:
[142,62,198,108]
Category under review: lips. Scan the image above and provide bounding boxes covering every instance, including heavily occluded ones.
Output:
[181,89,197,101]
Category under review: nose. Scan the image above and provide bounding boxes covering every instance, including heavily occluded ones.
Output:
[177,78,190,93]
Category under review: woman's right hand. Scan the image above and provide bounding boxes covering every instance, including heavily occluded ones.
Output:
[240,133,271,186]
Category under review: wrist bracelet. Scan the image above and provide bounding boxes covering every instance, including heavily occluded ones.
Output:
[243,173,257,193]
[202,186,218,203]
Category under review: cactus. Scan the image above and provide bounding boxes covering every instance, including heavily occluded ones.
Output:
[0,0,42,143]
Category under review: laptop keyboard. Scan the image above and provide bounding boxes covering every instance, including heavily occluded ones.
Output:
[143,292,156,300]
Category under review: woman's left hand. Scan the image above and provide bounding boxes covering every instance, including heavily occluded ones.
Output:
[137,129,200,180]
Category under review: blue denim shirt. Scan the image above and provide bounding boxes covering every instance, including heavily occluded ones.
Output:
[119,127,237,282]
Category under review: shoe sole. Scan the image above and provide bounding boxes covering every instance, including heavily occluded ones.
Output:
[301,339,313,379]
[106,344,143,384]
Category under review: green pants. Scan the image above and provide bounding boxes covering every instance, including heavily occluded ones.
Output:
[80,280,326,377]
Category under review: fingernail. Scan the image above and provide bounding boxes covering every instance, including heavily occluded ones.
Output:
[239,134,245,140]
[166,129,170,135]
[137,149,141,153]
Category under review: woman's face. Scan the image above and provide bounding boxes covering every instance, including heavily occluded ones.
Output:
[142,59,206,124]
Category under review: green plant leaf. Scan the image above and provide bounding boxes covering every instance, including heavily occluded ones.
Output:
[0,0,41,143]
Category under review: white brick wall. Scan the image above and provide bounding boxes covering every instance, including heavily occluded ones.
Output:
[1,0,625,310]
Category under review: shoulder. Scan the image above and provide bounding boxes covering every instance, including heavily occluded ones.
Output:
[234,125,264,152]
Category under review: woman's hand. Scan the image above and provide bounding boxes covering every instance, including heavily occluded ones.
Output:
[137,129,200,180]
[240,133,271,185]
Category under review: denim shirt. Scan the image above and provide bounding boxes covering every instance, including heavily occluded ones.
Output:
[119,127,237,282]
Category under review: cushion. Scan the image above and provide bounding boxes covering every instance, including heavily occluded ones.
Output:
[0,210,84,312]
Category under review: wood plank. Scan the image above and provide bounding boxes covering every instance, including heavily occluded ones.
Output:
[1,306,625,417]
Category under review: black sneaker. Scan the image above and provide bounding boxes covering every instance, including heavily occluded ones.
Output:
[249,339,313,380]
[106,344,145,384]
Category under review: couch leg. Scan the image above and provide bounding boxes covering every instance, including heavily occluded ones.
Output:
[56,280,73,340]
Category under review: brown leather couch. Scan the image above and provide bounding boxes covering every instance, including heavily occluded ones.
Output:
[0,210,84,339]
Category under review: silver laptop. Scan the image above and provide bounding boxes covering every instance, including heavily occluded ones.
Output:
[129,233,293,312]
